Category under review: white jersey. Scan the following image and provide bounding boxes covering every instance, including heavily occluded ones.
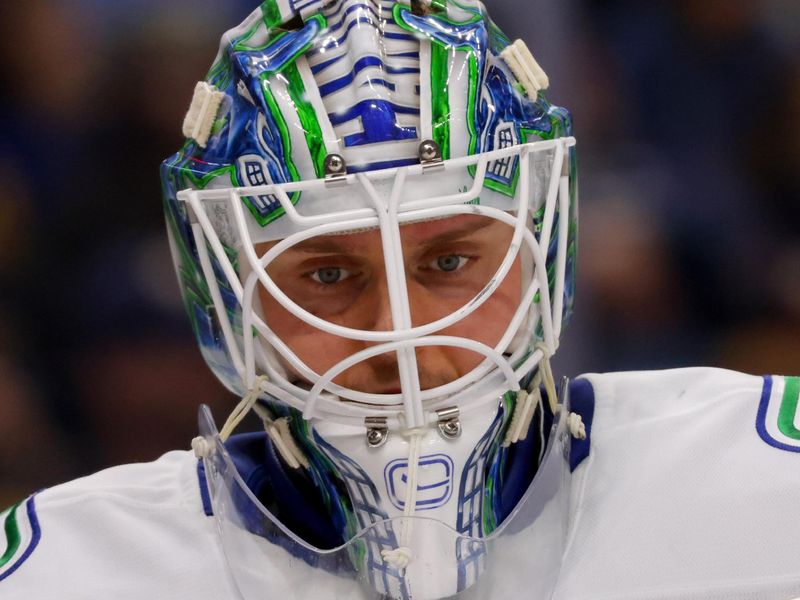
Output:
[554,368,800,600]
[1,367,798,599]
[0,450,236,599]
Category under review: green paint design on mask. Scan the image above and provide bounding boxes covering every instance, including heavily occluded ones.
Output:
[284,63,327,179]
[430,42,451,161]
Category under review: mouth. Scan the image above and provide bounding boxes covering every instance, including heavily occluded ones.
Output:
[380,388,402,395]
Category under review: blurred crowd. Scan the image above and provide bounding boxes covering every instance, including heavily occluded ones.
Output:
[1,0,798,505]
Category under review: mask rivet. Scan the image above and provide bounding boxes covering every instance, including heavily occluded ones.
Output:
[324,153,348,185]
[435,406,461,440]
[325,153,344,173]
[365,416,389,448]
[418,139,442,165]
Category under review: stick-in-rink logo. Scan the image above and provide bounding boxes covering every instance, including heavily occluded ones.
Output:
[384,453,455,511]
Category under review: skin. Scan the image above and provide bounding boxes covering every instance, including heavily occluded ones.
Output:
[257,214,522,394]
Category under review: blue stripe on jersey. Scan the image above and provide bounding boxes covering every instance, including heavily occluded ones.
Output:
[0,496,41,583]
[196,459,214,516]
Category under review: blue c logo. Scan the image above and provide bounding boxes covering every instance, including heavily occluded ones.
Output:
[383,453,455,511]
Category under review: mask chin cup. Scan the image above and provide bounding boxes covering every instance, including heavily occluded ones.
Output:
[196,398,574,600]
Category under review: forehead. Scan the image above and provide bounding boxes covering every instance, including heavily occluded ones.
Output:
[263,214,503,255]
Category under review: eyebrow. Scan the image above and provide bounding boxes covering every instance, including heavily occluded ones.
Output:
[285,217,498,255]
[403,216,496,246]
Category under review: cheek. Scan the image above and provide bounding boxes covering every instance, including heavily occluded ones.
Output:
[257,288,355,375]
[437,257,523,372]
[463,256,522,340]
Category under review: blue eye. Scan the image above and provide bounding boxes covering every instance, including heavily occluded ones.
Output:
[310,267,349,284]
[433,255,469,272]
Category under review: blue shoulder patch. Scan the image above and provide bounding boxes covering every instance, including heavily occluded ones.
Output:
[0,495,41,582]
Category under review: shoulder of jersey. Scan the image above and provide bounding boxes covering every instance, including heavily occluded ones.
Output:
[0,450,226,598]
[577,366,800,455]
[756,372,800,453]
[557,367,800,600]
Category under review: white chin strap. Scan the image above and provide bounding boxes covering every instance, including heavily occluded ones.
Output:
[380,427,425,570]
[503,342,557,447]
[192,375,307,471]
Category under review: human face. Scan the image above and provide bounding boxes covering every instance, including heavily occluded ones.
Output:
[257,214,522,394]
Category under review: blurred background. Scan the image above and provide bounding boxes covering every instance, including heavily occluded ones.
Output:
[0,0,798,506]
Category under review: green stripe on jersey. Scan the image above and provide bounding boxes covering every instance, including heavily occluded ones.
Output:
[778,376,800,441]
[0,504,21,569]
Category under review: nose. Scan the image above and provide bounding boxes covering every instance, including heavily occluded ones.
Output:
[360,278,459,390]
[356,269,395,332]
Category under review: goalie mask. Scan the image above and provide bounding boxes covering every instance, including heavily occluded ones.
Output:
[161,0,577,598]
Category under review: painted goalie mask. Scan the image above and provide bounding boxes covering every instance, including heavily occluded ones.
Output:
[161,0,577,598]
